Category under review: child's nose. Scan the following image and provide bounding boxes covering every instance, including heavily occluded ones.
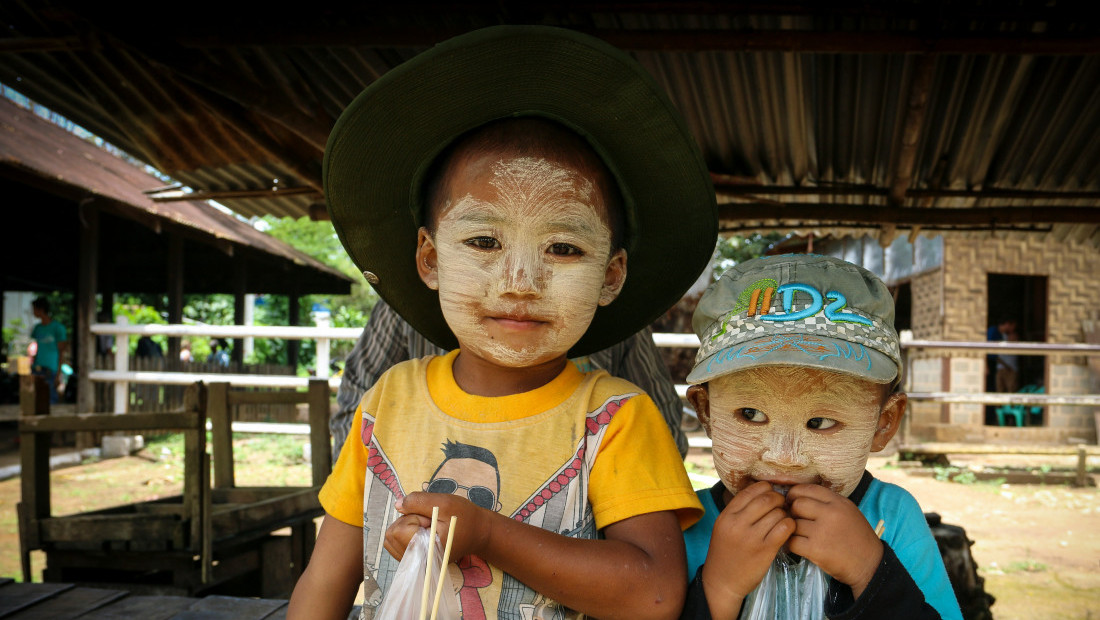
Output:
[761,430,810,468]
[499,248,544,295]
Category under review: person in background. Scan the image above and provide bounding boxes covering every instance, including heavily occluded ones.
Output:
[30,297,67,404]
[985,316,1017,392]
[179,339,193,363]
[207,338,230,367]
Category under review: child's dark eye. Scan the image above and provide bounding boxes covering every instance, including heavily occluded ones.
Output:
[807,417,837,430]
[466,236,500,250]
[548,242,583,256]
[739,408,767,423]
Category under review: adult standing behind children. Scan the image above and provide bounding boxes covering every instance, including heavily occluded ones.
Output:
[331,299,689,460]
[30,297,67,404]
[288,25,717,620]
[679,255,961,619]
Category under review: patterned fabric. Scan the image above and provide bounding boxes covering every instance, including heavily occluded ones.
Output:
[320,350,702,619]
[331,299,687,459]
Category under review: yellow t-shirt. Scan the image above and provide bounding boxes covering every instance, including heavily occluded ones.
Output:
[321,350,701,619]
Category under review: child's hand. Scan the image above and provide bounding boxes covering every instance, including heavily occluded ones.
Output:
[702,481,794,620]
[785,484,882,598]
[384,491,494,563]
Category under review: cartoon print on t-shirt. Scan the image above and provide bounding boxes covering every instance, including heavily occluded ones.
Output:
[425,440,502,620]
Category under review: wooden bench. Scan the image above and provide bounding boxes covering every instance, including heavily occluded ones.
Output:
[898,442,1099,487]
[17,380,331,597]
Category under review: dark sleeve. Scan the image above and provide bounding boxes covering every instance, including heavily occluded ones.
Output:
[825,544,942,620]
[330,301,409,457]
[598,326,688,457]
[680,566,714,620]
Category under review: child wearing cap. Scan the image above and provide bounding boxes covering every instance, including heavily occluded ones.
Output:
[679,254,962,620]
[288,25,715,620]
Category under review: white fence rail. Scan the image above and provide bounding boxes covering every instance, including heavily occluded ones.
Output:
[90,321,1100,415]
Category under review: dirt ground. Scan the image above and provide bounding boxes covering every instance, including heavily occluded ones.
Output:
[1,431,1097,619]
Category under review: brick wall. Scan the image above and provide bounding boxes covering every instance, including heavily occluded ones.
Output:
[939,235,1100,440]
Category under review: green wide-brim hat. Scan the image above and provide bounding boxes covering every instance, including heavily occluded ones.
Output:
[325,25,717,356]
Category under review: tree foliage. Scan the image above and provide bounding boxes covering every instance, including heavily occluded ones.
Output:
[712,233,786,279]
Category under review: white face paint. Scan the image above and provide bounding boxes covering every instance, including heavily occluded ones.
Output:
[423,154,624,368]
[704,367,885,498]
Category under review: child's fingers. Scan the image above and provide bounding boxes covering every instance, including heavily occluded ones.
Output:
[383,513,428,561]
[761,510,796,547]
[725,480,779,511]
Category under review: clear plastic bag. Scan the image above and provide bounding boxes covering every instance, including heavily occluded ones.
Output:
[374,527,460,620]
[740,551,827,620]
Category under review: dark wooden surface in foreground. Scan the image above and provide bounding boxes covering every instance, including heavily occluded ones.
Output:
[0,578,292,619]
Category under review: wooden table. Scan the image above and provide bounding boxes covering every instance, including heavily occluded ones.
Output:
[0,578,363,619]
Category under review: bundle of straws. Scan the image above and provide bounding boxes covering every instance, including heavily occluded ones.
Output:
[419,507,456,620]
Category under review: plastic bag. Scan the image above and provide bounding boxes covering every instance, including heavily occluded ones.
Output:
[740,551,827,620]
[374,527,460,620]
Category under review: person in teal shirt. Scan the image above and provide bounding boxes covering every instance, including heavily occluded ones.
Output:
[31,297,67,404]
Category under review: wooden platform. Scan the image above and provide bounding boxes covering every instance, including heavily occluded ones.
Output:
[0,578,364,619]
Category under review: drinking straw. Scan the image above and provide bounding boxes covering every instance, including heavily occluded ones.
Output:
[429,515,458,620]
[419,506,440,620]
[874,519,885,538]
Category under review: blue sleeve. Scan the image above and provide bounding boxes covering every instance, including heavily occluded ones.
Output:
[825,544,942,619]
[860,483,963,620]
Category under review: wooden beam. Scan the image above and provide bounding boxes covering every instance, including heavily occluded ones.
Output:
[889,54,936,206]
[149,186,321,203]
[309,202,330,221]
[0,36,84,53]
[717,204,1100,226]
[167,27,1100,55]
[712,182,1100,202]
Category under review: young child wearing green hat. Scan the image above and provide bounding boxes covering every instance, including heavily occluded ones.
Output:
[679,254,962,620]
[289,25,716,620]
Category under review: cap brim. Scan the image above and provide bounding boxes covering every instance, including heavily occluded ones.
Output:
[324,25,716,356]
[686,333,899,385]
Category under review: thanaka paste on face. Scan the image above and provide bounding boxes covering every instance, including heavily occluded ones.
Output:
[424,155,623,369]
[704,367,884,498]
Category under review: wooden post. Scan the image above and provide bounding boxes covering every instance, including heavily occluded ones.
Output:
[287,291,300,370]
[308,379,331,487]
[19,375,51,581]
[19,375,49,417]
[232,260,246,365]
[166,234,184,364]
[208,382,234,489]
[1077,446,1089,488]
[76,203,99,439]
[182,383,207,555]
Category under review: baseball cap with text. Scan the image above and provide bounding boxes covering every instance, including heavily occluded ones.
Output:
[686,254,902,386]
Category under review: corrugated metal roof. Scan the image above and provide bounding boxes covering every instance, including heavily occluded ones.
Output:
[0,96,353,292]
[0,2,1096,245]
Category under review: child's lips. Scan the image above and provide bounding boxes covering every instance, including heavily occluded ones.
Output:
[490,315,546,330]
[754,476,821,495]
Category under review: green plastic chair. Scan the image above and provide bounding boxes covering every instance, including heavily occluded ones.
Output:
[994,384,1043,426]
